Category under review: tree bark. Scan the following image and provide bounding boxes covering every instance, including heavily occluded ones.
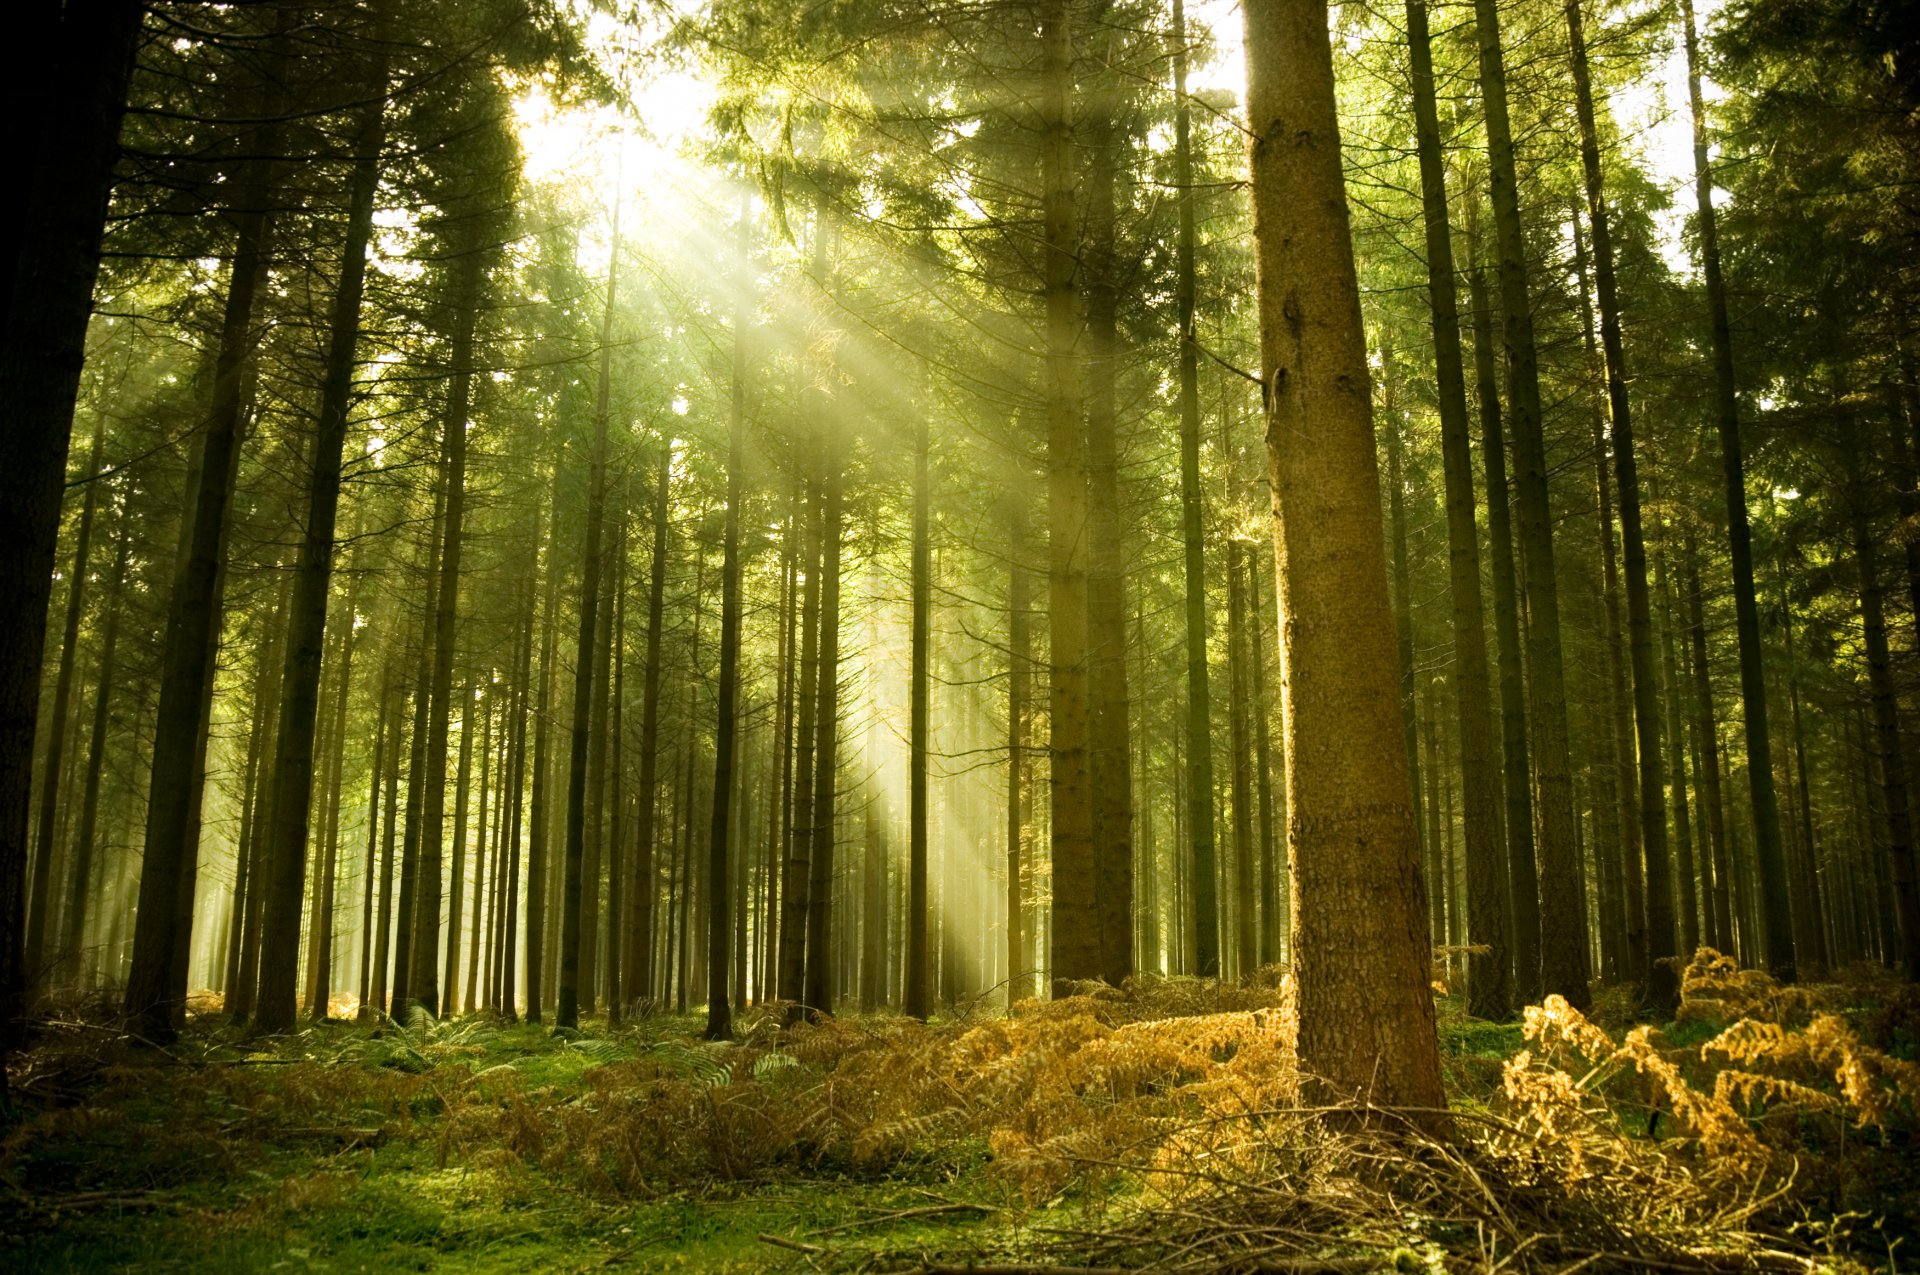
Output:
[1243,0,1445,1108]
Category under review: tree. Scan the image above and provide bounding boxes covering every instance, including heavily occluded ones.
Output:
[1242,0,1444,1108]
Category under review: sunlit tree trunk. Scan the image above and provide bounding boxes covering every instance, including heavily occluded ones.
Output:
[390,485,444,1022]
[1227,536,1256,978]
[1248,554,1282,967]
[1084,50,1135,988]
[525,473,563,1024]
[1243,0,1444,1108]
[906,405,933,1018]
[803,463,844,1018]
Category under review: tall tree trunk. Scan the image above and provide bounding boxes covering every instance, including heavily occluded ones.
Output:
[1566,2,1676,1009]
[357,665,391,1019]
[26,417,105,992]
[389,476,445,1021]
[779,474,822,1011]
[308,547,362,1019]
[1655,534,1702,958]
[906,406,932,1018]
[1227,536,1256,978]
[705,201,752,1040]
[1042,0,1097,992]
[1171,0,1220,980]
[1472,0,1590,1007]
[1383,396,1434,949]
[124,34,286,1041]
[629,454,669,1010]
[557,195,621,1031]
[1248,551,1282,967]
[1681,0,1796,981]
[1083,60,1135,988]
[803,462,844,1017]
[1243,0,1445,1109]
[3,0,143,1069]
[1844,448,1920,978]
[253,83,389,1034]
[1406,0,1509,1018]
[1006,502,1030,1002]
[1683,534,1735,951]
[59,501,133,987]
[1466,213,1540,1003]
[525,476,563,1023]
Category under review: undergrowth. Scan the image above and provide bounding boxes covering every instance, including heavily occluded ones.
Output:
[2,952,1913,1272]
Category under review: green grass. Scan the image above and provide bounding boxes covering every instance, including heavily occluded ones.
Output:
[1,1012,1021,1273]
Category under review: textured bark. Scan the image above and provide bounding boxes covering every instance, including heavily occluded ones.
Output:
[1243,0,1445,1109]
[1405,0,1509,1018]
[1472,0,1590,1006]
[253,84,388,1035]
[802,468,844,1017]
[1681,0,1796,981]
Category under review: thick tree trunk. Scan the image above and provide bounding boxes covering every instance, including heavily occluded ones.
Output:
[3,0,142,1067]
[1243,0,1445,1109]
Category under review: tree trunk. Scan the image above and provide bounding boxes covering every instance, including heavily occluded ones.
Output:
[1171,0,1220,980]
[1405,0,1509,1018]
[26,417,105,993]
[1006,502,1030,1002]
[1041,0,1097,992]
[3,0,142,1068]
[1566,1,1676,1009]
[705,201,752,1040]
[252,83,389,1035]
[803,462,844,1017]
[557,194,621,1032]
[1466,213,1540,1004]
[629,453,670,1010]
[124,33,286,1040]
[1243,0,1445,1108]
[1472,0,1590,1007]
[1683,534,1735,952]
[1681,0,1796,982]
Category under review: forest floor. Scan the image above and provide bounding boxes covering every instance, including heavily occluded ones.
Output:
[1,958,1915,1274]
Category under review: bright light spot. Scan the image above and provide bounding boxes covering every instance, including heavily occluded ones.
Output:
[1773,487,1801,500]
[671,394,690,416]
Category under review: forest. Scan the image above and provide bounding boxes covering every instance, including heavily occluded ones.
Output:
[2,0,1917,1270]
